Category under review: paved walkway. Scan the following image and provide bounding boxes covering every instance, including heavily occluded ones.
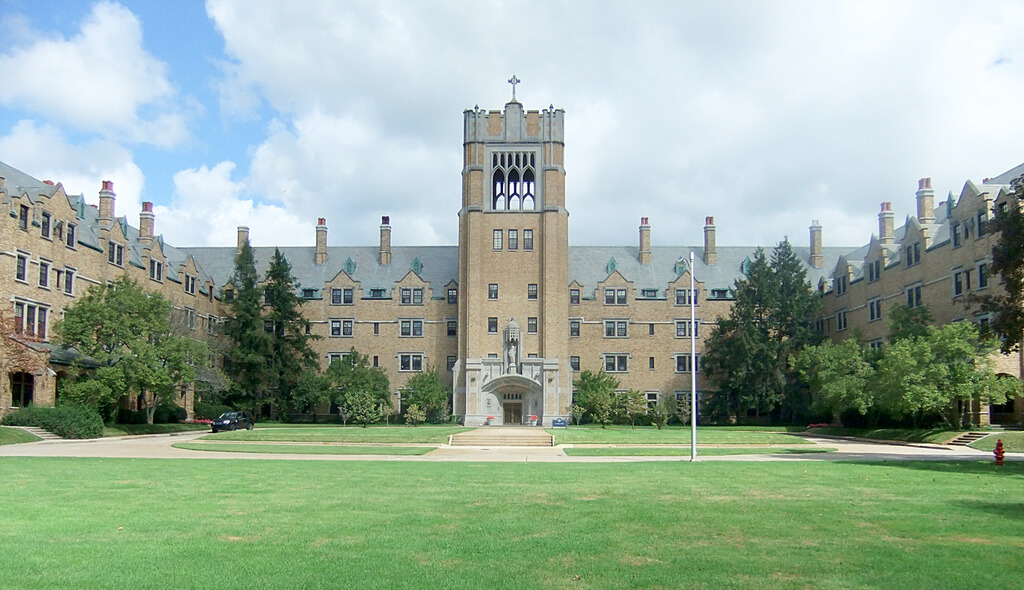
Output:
[1,430,1020,463]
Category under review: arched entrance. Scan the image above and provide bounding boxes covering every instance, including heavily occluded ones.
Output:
[10,372,34,407]
[989,373,1021,425]
[482,374,544,426]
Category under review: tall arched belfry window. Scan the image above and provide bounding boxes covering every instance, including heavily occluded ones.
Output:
[490,150,539,211]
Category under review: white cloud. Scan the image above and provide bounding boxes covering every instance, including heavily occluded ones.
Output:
[0,1,188,148]
[0,119,145,219]
[154,161,312,247]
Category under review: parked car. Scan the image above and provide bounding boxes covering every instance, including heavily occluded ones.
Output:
[211,411,255,432]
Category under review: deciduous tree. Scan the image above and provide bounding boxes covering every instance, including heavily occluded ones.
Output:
[971,178,1024,353]
[402,366,449,423]
[572,370,618,428]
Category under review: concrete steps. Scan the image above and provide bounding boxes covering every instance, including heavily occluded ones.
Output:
[17,426,63,441]
[450,427,553,447]
[946,432,989,446]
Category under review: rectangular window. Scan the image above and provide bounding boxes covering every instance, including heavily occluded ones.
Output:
[400,353,423,372]
[149,259,163,282]
[523,229,533,251]
[649,323,655,336]
[604,354,628,373]
[302,288,316,299]
[527,284,538,300]
[869,298,882,322]
[40,212,51,238]
[646,391,659,407]
[373,322,380,335]
[508,229,518,250]
[675,354,700,373]
[447,356,457,371]
[488,284,498,300]
[342,319,353,337]
[65,223,76,248]
[527,317,537,333]
[954,270,964,296]
[401,288,412,304]
[488,317,498,333]
[570,289,580,305]
[24,305,36,337]
[331,288,342,304]
[448,288,457,304]
[15,253,27,282]
[867,259,881,283]
[37,307,48,339]
[370,288,385,298]
[837,310,848,331]
[952,223,962,248]
[64,268,75,295]
[675,289,698,306]
[447,320,457,337]
[905,243,921,267]
[19,205,28,230]
[330,320,342,337]
[675,319,700,338]
[605,288,627,305]
[979,263,989,289]
[868,340,884,351]
[412,288,423,305]
[400,319,423,337]
[344,288,354,304]
[604,320,628,338]
[570,356,580,372]
[835,275,847,296]
[493,229,503,250]
[978,209,988,236]
[38,261,49,288]
[906,285,922,308]
[13,303,24,334]
[185,274,197,295]
[641,289,657,298]
[328,352,347,365]
[108,242,124,266]
[649,357,655,370]
[569,319,580,337]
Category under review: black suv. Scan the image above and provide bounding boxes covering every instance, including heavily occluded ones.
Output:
[211,411,255,432]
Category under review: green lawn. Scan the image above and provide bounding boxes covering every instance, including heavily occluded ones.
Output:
[173,442,433,455]
[564,446,835,456]
[2,458,1022,588]
[549,425,810,445]
[807,427,963,444]
[203,425,465,443]
[970,431,1024,453]
[103,423,211,437]
[0,426,41,445]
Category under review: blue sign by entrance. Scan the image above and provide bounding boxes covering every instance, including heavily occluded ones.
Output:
[552,418,567,428]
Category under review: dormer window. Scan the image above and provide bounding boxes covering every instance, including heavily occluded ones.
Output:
[65,223,76,248]
[835,275,847,296]
[149,260,163,282]
[108,241,124,266]
[185,274,197,295]
[866,259,881,283]
[40,212,51,238]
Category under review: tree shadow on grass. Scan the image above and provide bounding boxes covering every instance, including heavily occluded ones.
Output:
[840,459,1024,477]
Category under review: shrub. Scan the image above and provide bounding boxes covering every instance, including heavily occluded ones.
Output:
[194,401,233,421]
[405,404,426,426]
[153,403,187,424]
[1,405,104,439]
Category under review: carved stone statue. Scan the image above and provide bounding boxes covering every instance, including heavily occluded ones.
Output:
[504,318,521,374]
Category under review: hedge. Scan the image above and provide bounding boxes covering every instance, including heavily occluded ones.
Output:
[1,405,105,439]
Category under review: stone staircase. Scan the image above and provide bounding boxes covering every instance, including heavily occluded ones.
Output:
[17,426,63,441]
[946,432,989,447]
[449,427,553,447]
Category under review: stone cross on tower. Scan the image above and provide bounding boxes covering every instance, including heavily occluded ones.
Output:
[508,75,520,101]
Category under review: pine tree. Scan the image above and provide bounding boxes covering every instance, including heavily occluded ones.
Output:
[263,248,318,408]
[222,240,273,409]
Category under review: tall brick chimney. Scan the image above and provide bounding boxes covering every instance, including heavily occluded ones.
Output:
[916,177,935,224]
[237,226,250,255]
[139,202,155,245]
[878,202,894,244]
[98,180,115,222]
[638,217,651,265]
[809,220,823,269]
[315,218,328,265]
[703,217,717,265]
[379,216,391,265]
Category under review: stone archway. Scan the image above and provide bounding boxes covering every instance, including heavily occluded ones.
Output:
[482,373,544,426]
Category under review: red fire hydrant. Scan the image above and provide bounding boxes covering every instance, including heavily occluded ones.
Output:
[994,439,1005,466]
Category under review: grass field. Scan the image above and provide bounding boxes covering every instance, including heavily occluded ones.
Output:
[173,442,433,455]
[1,457,1021,589]
[807,427,962,444]
[970,431,1024,453]
[548,425,809,445]
[203,425,464,443]
[564,446,835,457]
[103,423,211,437]
[0,426,40,445]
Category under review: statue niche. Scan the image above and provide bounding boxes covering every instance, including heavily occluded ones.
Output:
[503,318,521,374]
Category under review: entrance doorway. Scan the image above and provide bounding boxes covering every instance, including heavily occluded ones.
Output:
[503,403,522,425]
[10,372,34,407]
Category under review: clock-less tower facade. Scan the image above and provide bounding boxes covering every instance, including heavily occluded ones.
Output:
[454,94,571,426]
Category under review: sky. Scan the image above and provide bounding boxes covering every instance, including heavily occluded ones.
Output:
[1,0,1022,252]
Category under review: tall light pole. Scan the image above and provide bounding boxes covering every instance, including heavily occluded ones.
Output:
[690,251,697,462]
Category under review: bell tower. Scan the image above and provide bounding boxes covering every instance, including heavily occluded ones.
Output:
[454,78,570,426]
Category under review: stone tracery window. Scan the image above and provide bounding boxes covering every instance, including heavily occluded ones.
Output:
[491,150,537,211]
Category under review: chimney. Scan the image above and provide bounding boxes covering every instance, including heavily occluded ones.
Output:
[98,180,116,222]
[809,220,823,269]
[703,216,717,265]
[139,202,155,244]
[315,218,328,265]
[916,177,935,224]
[379,216,392,265]
[237,226,250,254]
[638,217,651,264]
[878,202,894,244]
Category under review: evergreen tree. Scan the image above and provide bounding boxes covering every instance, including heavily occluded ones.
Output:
[971,178,1024,354]
[263,248,319,407]
[222,240,273,410]
[703,239,821,422]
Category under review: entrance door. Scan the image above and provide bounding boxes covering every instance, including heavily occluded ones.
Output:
[503,403,522,425]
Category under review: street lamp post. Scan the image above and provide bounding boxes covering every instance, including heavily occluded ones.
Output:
[690,251,697,462]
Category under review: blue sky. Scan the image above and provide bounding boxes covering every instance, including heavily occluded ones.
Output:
[1,0,1023,252]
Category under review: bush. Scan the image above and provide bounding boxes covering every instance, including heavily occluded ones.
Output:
[1,405,104,439]
[153,403,187,424]
[194,401,233,421]
[116,407,148,425]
